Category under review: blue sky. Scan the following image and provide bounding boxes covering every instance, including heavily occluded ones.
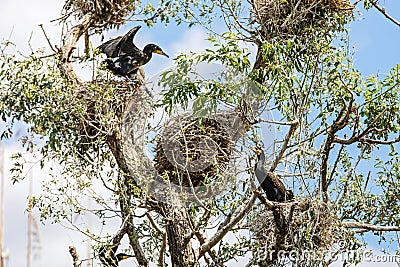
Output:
[349,1,400,76]
[0,1,400,267]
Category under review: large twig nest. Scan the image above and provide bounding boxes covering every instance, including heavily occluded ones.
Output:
[249,200,341,265]
[74,79,142,145]
[154,114,235,188]
[63,0,136,29]
[253,0,353,41]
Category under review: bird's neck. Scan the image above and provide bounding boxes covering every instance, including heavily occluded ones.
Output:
[254,152,266,176]
[259,152,265,163]
[143,45,154,59]
[255,160,263,175]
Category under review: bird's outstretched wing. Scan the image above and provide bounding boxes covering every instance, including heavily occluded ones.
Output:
[118,26,142,55]
[97,26,142,57]
[97,36,123,58]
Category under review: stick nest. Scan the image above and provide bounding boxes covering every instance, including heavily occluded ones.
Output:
[63,0,136,29]
[253,0,353,41]
[75,80,142,141]
[154,115,234,188]
[249,200,341,265]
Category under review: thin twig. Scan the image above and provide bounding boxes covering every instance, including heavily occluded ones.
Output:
[269,120,299,172]
[371,1,400,27]
[38,24,57,52]
[146,212,165,234]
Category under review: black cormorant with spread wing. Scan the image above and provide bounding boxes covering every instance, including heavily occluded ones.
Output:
[253,148,294,202]
[98,26,169,78]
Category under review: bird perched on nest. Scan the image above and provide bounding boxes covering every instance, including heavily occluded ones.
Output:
[97,25,169,79]
[253,148,294,202]
[99,245,134,267]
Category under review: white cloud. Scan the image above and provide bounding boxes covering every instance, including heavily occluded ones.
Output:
[1,144,83,267]
[0,0,63,54]
[167,26,258,70]
[170,26,211,56]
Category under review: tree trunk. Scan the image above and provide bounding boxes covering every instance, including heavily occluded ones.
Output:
[163,202,195,267]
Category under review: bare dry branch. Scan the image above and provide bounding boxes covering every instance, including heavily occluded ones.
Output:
[333,107,388,145]
[196,193,257,259]
[38,24,57,52]
[371,1,400,27]
[269,120,299,172]
[343,222,400,231]
[321,92,354,202]
[58,14,93,85]
[69,246,82,267]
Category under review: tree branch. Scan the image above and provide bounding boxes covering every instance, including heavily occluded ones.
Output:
[58,14,93,85]
[110,218,130,248]
[333,107,388,145]
[126,221,148,266]
[38,24,57,52]
[335,135,400,145]
[196,193,257,259]
[69,246,82,267]
[343,221,400,231]
[359,136,400,145]
[320,91,354,202]
[145,212,167,266]
[146,212,164,234]
[159,232,167,267]
[254,189,275,209]
[371,1,400,27]
[194,231,217,262]
[269,120,299,172]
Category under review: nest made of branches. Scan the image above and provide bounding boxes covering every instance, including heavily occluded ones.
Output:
[154,115,234,188]
[63,0,136,29]
[75,79,142,143]
[249,199,341,265]
[253,0,353,42]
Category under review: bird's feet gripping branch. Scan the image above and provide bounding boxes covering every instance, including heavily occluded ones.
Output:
[97,25,169,80]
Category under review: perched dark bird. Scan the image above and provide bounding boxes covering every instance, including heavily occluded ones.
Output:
[98,26,169,78]
[253,148,294,202]
[99,246,134,267]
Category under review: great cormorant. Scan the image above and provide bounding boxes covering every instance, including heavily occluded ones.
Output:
[98,26,169,78]
[253,148,294,202]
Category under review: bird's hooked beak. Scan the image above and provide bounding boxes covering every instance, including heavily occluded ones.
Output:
[155,49,169,58]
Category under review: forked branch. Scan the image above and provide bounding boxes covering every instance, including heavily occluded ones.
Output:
[196,193,257,258]
[321,91,354,202]
[58,14,93,85]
